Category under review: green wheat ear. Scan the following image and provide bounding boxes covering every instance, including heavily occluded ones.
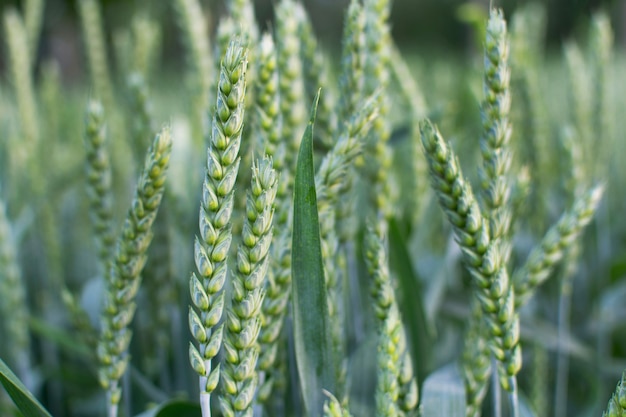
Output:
[364,224,418,415]
[323,391,353,417]
[173,0,212,146]
[462,302,491,417]
[388,42,429,224]
[479,8,513,244]
[0,199,31,382]
[173,0,212,92]
[589,11,613,164]
[362,0,394,222]
[66,99,114,353]
[97,127,172,417]
[4,8,39,161]
[78,0,114,109]
[335,0,366,251]
[564,41,591,161]
[126,73,156,169]
[275,0,307,170]
[227,0,259,42]
[376,311,401,417]
[188,38,248,416]
[510,3,548,232]
[220,157,277,416]
[23,0,44,62]
[84,100,115,267]
[253,32,294,406]
[337,0,365,122]
[123,15,162,80]
[513,184,604,307]
[420,118,521,392]
[295,2,336,148]
[254,33,284,166]
[601,372,626,417]
[476,8,522,395]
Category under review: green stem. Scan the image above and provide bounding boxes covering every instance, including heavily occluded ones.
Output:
[509,378,519,417]
[200,391,211,417]
[555,273,573,417]
[107,383,118,417]
[492,357,501,417]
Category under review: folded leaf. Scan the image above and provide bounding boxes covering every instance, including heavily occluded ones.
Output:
[0,357,52,417]
[292,90,334,417]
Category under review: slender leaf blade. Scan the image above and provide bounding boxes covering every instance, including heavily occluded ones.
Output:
[0,357,52,417]
[292,91,334,417]
[388,217,433,389]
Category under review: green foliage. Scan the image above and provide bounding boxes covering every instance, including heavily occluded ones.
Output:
[292,94,335,417]
[0,358,52,417]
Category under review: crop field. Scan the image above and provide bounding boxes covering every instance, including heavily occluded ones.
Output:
[0,1,625,417]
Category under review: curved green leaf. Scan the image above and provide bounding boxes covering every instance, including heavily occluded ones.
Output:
[388,218,433,390]
[0,357,52,417]
[292,90,334,417]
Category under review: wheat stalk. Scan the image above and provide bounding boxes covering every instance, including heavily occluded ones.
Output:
[364,225,418,416]
[4,8,39,165]
[376,311,401,417]
[220,157,277,416]
[337,0,365,129]
[173,0,213,147]
[461,302,491,417]
[564,42,591,162]
[65,100,115,352]
[78,0,114,109]
[227,0,258,43]
[510,4,548,232]
[126,73,156,169]
[323,391,353,417]
[589,11,613,169]
[253,33,292,405]
[275,0,307,171]
[130,16,162,79]
[84,100,115,265]
[334,0,367,295]
[295,3,336,148]
[23,0,44,63]
[420,119,521,395]
[388,42,429,224]
[601,372,626,417]
[476,10,522,400]
[362,0,393,222]
[188,39,248,417]
[97,127,172,417]
[513,184,604,307]
[0,200,31,384]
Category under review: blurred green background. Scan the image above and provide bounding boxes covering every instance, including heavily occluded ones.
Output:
[0,0,623,84]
